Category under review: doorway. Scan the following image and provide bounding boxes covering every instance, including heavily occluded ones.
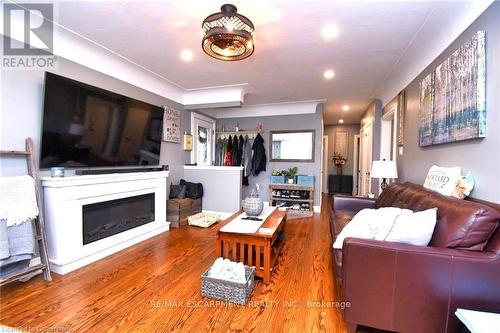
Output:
[359,121,373,196]
[191,113,216,166]
[352,134,360,195]
[381,106,398,161]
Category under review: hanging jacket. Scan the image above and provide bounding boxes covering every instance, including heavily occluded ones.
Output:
[215,137,223,166]
[225,135,233,166]
[231,135,239,166]
[237,135,244,165]
[241,135,252,186]
[251,133,266,176]
[222,137,228,163]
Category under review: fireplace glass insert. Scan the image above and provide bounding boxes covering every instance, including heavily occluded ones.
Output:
[83,193,155,245]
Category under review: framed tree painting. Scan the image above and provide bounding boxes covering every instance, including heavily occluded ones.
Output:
[419,30,486,147]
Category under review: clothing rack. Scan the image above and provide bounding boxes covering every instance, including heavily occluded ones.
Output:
[0,138,52,285]
[216,130,263,140]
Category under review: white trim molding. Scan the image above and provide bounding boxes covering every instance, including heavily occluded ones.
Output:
[204,100,326,119]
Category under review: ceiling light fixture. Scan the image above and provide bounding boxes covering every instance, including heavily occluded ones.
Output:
[322,24,339,40]
[324,69,335,79]
[180,49,193,62]
[339,119,344,124]
[202,4,255,61]
[342,105,349,111]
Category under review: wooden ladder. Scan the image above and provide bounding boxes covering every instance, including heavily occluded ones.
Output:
[0,138,52,285]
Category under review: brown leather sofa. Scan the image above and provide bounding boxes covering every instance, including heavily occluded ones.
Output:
[330,182,500,333]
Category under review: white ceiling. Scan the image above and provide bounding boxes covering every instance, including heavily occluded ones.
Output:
[48,0,489,124]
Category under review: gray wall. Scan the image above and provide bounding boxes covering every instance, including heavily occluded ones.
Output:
[0,58,190,186]
[324,124,360,176]
[217,106,323,206]
[398,3,500,203]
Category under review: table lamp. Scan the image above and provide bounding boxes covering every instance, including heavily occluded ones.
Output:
[371,159,398,191]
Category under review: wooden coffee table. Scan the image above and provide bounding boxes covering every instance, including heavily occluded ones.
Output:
[213,209,286,284]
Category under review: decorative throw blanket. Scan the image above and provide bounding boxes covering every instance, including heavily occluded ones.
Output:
[333,207,437,249]
[0,175,39,226]
[0,219,35,276]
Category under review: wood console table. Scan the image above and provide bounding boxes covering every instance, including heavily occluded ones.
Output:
[213,209,286,284]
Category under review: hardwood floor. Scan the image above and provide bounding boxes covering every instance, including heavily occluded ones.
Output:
[0,195,347,332]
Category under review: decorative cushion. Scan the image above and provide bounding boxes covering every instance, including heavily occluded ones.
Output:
[188,212,220,228]
[169,184,187,199]
[375,183,499,251]
[333,207,437,249]
[180,179,204,199]
[423,165,461,196]
[385,208,437,246]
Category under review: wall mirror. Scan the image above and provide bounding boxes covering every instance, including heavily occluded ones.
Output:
[269,130,315,162]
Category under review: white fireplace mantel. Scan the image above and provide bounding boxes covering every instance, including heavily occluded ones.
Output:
[41,171,169,275]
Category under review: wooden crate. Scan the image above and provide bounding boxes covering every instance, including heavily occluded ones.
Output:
[192,198,202,213]
[167,198,202,228]
[167,198,192,228]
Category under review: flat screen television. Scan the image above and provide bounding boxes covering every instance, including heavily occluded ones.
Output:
[40,72,164,169]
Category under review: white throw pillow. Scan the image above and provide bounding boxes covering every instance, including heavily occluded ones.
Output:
[384,208,437,246]
[333,207,411,249]
[423,165,461,196]
[333,207,437,249]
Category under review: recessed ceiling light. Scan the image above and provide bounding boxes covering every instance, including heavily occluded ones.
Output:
[322,24,339,40]
[342,105,350,111]
[323,69,335,79]
[339,119,344,124]
[180,49,193,62]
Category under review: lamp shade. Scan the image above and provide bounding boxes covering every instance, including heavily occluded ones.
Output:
[371,160,398,179]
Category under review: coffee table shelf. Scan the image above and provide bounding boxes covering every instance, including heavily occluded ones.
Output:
[213,209,286,284]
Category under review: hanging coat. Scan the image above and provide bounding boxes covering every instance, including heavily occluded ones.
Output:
[251,133,266,176]
[215,137,223,166]
[222,137,229,165]
[225,135,233,166]
[237,135,244,165]
[231,135,239,166]
[241,135,252,186]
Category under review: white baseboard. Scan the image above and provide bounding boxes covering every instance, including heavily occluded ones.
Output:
[313,205,321,213]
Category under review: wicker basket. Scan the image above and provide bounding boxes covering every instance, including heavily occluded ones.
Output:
[201,265,255,305]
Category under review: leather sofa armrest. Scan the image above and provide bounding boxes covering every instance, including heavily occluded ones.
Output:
[332,195,376,214]
[342,238,500,333]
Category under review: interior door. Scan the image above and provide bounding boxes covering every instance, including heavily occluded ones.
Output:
[192,114,215,166]
[359,122,373,196]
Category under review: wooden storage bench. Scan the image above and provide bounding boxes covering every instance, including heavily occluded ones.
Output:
[167,198,202,228]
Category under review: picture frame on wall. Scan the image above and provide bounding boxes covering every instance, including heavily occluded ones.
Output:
[397,90,406,147]
[334,131,349,157]
[162,107,181,143]
[418,30,486,147]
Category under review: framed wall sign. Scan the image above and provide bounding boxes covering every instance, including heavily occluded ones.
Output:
[163,107,181,143]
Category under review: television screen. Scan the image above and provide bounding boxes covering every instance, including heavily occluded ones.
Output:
[40,72,163,169]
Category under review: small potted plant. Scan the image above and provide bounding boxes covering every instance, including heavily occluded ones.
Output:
[286,167,298,184]
[333,153,347,176]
